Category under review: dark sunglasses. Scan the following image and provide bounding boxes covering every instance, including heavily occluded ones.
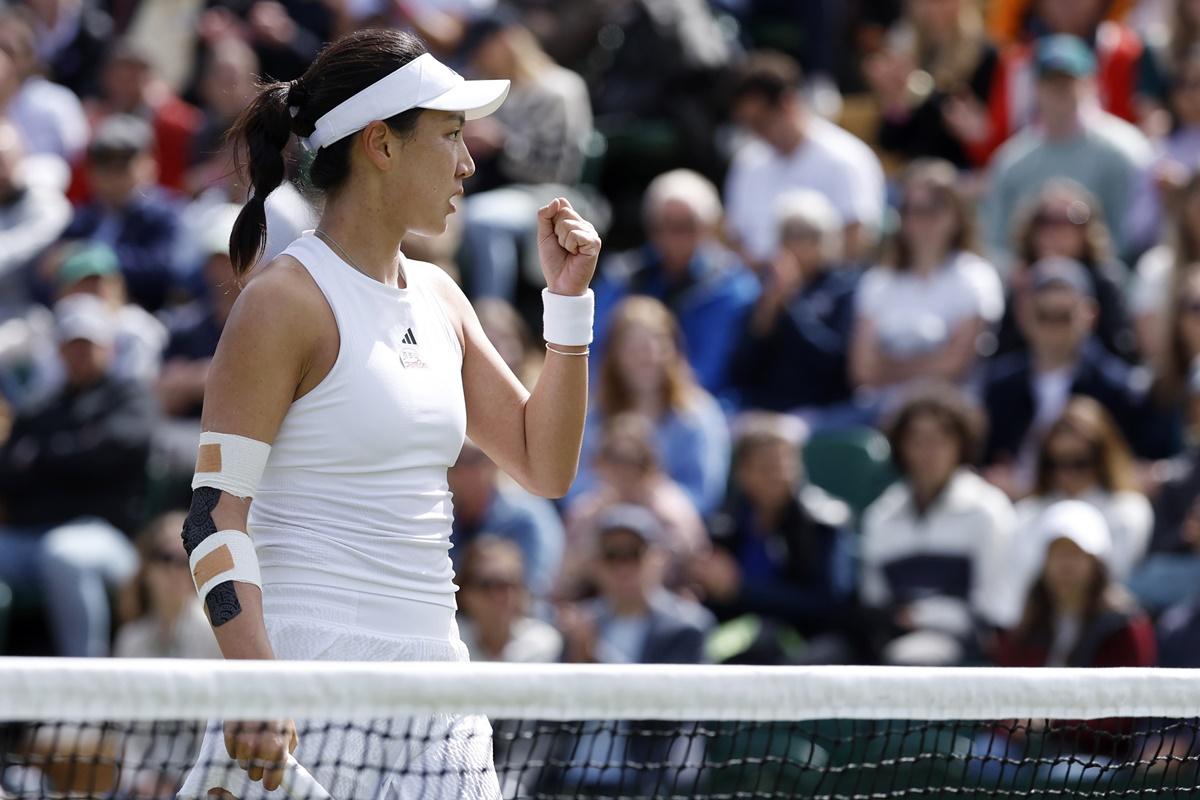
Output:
[600,545,647,565]
[1034,307,1074,326]
[1181,299,1200,316]
[1033,203,1090,227]
[466,576,521,592]
[900,199,950,218]
[1046,454,1096,473]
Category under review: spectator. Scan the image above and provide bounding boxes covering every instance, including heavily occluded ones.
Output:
[729,189,857,416]
[725,50,885,265]
[120,0,204,94]
[977,499,1155,778]
[110,512,216,798]
[1156,588,1200,667]
[448,438,565,601]
[993,499,1156,668]
[559,504,715,665]
[1134,173,1200,364]
[1127,399,1200,611]
[997,397,1153,624]
[850,159,1004,400]
[1141,270,1200,458]
[1136,0,1200,132]
[982,34,1153,266]
[997,180,1136,361]
[0,10,87,161]
[593,169,759,395]
[114,511,219,660]
[0,294,153,656]
[475,298,541,390]
[157,204,239,420]
[22,0,113,99]
[559,412,707,601]
[456,536,562,663]
[0,117,70,314]
[860,385,1015,665]
[1142,45,1200,200]
[864,0,1000,168]
[553,504,714,795]
[189,35,259,175]
[57,113,181,311]
[985,0,1145,146]
[566,296,730,515]
[458,12,596,301]
[694,412,857,662]
[983,258,1150,474]
[75,39,202,196]
[24,243,167,405]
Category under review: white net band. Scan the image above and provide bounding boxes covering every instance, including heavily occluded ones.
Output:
[2,659,1198,722]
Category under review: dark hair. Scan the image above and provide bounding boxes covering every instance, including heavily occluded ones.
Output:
[890,158,977,270]
[884,382,985,474]
[1014,548,1136,653]
[1032,396,1138,496]
[226,29,428,275]
[1013,179,1113,269]
[730,50,803,108]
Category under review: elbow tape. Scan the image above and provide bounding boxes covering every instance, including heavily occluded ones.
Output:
[191,431,272,499]
[190,529,262,601]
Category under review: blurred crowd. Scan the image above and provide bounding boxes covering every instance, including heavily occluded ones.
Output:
[6,0,1200,773]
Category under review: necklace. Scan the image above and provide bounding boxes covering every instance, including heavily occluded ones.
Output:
[314,228,405,286]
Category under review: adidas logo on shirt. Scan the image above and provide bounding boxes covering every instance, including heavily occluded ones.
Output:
[399,327,425,368]
[402,328,418,346]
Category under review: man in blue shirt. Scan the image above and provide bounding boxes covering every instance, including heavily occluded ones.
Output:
[593,169,759,395]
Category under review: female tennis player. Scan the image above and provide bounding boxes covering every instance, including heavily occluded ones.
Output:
[177,27,598,800]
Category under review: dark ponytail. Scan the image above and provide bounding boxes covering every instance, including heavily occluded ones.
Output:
[225,29,430,277]
[228,82,293,275]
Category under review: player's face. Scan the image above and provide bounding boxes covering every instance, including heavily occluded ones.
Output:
[391,110,475,236]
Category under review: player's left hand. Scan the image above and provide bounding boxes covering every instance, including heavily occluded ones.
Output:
[537,197,601,297]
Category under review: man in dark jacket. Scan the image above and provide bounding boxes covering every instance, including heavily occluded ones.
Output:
[983,257,1149,467]
[0,294,153,656]
[692,412,858,663]
[55,114,180,311]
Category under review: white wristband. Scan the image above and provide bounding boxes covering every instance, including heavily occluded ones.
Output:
[189,529,262,602]
[542,288,594,346]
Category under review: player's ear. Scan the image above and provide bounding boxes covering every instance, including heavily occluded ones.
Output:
[360,121,394,170]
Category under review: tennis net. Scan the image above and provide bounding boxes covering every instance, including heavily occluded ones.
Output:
[2,658,1200,798]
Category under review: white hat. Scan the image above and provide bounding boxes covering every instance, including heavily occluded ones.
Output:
[1036,499,1112,564]
[54,294,116,347]
[306,53,509,151]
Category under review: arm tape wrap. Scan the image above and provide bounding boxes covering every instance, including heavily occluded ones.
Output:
[190,529,262,602]
[191,431,272,499]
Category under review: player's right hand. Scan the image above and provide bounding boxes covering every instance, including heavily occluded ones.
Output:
[224,718,299,791]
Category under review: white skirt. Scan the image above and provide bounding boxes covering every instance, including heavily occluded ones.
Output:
[177,587,500,800]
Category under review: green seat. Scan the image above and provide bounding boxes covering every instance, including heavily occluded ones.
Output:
[803,426,897,517]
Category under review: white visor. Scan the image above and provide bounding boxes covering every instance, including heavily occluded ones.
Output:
[305,53,510,151]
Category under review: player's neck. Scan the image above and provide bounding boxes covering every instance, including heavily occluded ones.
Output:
[318,201,407,287]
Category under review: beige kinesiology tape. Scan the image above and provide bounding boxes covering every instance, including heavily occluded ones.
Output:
[191,431,272,499]
[189,529,262,600]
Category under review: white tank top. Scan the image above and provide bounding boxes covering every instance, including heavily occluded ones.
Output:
[249,232,467,609]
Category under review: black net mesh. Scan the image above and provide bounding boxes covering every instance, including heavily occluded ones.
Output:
[2,716,1200,799]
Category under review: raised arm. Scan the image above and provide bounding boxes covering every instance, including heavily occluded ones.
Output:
[435,197,600,498]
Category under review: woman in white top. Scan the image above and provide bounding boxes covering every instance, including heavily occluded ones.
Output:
[850,159,1003,398]
[178,28,600,799]
[1001,396,1153,626]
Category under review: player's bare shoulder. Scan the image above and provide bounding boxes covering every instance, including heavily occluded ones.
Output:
[218,254,336,367]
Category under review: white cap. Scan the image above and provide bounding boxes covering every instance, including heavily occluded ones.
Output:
[54,294,116,347]
[1036,499,1112,564]
[306,53,509,151]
